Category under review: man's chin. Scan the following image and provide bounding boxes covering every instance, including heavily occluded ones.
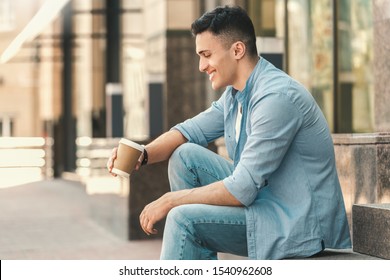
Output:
[211,82,221,91]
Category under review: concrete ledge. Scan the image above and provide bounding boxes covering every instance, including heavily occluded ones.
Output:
[352,203,390,259]
[219,249,381,260]
[332,132,390,145]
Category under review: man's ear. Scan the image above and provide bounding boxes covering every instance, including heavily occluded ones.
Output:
[232,41,246,59]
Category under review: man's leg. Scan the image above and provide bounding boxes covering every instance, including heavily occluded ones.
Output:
[160,204,247,259]
[168,143,234,191]
[161,143,247,259]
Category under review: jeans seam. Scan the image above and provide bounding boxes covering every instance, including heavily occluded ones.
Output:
[187,165,222,185]
[171,212,204,260]
[193,219,246,226]
[177,145,221,180]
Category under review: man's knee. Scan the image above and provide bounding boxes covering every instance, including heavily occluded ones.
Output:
[168,143,199,173]
[166,205,193,229]
[169,143,198,163]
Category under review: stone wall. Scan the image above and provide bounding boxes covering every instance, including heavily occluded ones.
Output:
[333,133,390,224]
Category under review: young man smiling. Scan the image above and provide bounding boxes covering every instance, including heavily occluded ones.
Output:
[107,6,351,260]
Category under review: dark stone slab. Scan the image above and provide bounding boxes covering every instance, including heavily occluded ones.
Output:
[352,203,390,259]
[166,31,207,129]
[129,160,170,240]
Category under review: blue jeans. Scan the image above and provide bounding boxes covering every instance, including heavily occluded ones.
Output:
[160,143,248,260]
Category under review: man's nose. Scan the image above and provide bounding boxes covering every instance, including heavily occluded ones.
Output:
[199,58,207,72]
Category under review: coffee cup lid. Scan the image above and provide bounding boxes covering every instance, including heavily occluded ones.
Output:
[119,138,144,152]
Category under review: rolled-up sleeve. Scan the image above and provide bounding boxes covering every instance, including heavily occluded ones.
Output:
[223,92,303,206]
[173,96,225,146]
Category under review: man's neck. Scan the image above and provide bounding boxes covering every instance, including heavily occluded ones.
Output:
[233,56,260,92]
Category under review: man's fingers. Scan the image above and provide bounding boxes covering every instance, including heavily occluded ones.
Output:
[134,161,142,171]
[140,212,149,234]
[111,147,118,158]
[146,220,158,235]
[107,147,118,176]
[140,210,158,235]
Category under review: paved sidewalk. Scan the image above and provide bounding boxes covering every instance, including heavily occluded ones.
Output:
[0,178,380,260]
[0,179,162,260]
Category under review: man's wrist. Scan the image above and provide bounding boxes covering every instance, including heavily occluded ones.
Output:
[141,145,148,166]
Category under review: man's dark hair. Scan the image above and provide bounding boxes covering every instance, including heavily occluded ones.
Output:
[191,6,258,58]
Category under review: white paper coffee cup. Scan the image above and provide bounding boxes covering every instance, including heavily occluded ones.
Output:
[112,138,144,178]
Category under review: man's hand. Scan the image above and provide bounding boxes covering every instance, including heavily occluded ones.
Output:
[139,182,242,236]
[106,147,144,176]
[139,193,174,235]
[106,147,118,176]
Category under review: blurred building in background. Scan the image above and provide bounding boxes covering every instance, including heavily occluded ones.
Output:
[0,0,386,177]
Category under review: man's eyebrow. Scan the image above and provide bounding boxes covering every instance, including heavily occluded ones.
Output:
[197,50,209,56]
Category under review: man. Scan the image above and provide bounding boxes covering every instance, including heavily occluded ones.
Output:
[107,6,351,260]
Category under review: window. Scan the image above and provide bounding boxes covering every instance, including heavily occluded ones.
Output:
[335,0,373,132]
[286,0,373,132]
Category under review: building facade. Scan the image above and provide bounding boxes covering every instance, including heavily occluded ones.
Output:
[0,0,387,175]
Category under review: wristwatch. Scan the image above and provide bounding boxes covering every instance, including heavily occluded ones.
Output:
[141,145,148,166]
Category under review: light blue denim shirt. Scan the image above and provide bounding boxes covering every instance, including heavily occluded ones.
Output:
[173,57,351,259]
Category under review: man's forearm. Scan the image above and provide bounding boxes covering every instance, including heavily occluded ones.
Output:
[169,181,243,207]
[139,171,242,235]
[140,180,243,234]
[144,129,187,165]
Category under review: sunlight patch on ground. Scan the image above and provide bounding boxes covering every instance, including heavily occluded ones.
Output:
[84,175,129,197]
[0,168,43,188]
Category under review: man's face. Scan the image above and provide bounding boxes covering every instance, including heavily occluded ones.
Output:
[196,31,238,90]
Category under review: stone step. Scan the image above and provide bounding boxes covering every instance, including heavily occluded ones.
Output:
[352,203,390,259]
